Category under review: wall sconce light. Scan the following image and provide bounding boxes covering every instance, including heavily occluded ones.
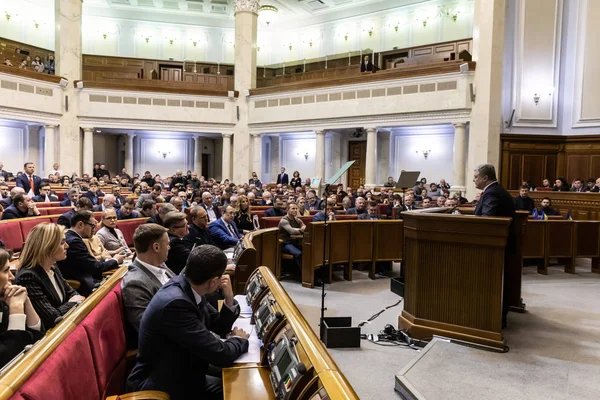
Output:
[192,40,197,47]
[451,13,459,22]
[368,29,373,37]
[143,36,151,43]
[344,33,349,41]
[34,21,40,29]
[166,37,176,45]
[422,19,428,27]
[158,151,171,159]
[288,43,292,51]
[394,24,399,32]
[416,150,431,159]
[533,93,541,106]
[304,152,309,160]
[5,12,11,21]
[309,40,313,47]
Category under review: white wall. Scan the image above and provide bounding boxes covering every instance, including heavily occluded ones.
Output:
[0,126,27,175]
[93,134,119,177]
[280,136,316,182]
[392,132,454,184]
[135,136,193,178]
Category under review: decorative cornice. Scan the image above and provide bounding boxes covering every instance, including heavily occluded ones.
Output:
[223,133,234,138]
[234,0,260,14]
[0,106,61,125]
[77,116,235,134]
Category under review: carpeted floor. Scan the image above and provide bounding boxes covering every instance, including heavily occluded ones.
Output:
[282,260,600,400]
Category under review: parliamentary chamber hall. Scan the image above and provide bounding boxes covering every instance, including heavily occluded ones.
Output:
[0,0,599,399]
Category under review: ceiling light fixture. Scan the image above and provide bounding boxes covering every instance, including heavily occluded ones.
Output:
[259,5,278,27]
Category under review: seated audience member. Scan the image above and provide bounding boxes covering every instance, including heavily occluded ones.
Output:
[249,171,262,189]
[313,199,337,222]
[111,187,126,209]
[117,199,139,220]
[15,223,85,329]
[421,197,432,208]
[83,232,113,261]
[33,183,58,202]
[0,249,43,368]
[0,184,9,202]
[347,196,366,215]
[246,192,257,205]
[83,181,104,205]
[383,176,396,187]
[590,177,600,192]
[444,198,457,207]
[552,178,570,192]
[122,224,174,341]
[136,184,164,210]
[163,212,191,275]
[305,191,321,211]
[412,181,426,201]
[60,188,80,207]
[539,178,551,189]
[403,195,416,211]
[436,196,447,208]
[185,206,214,247]
[57,197,93,228]
[297,197,310,216]
[234,195,253,233]
[438,179,451,190]
[57,211,124,296]
[141,171,155,187]
[227,194,238,210]
[514,185,535,212]
[570,178,586,193]
[585,179,595,192]
[200,191,221,223]
[278,202,305,270]
[95,193,116,212]
[2,193,40,220]
[139,200,157,219]
[147,203,176,225]
[426,183,444,201]
[1,187,25,209]
[264,196,285,217]
[169,196,184,213]
[208,206,241,250]
[359,201,380,220]
[536,197,561,216]
[96,209,129,254]
[260,191,273,206]
[126,245,249,400]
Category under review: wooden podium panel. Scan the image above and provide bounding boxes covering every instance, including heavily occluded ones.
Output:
[328,221,352,281]
[223,366,275,400]
[350,221,374,262]
[399,213,511,350]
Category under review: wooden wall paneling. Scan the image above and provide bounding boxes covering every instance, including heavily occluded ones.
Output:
[544,221,574,274]
[509,154,522,190]
[522,155,544,188]
[523,221,545,259]
[591,155,600,179]
[545,155,557,183]
[328,222,352,281]
[566,155,590,182]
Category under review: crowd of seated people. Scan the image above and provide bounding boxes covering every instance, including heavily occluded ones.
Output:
[2,49,55,74]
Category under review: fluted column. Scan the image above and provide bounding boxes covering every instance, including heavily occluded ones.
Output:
[250,133,262,181]
[82,128,94,175]
[222,133,233,181]
[44,125,56,176]
[124,133,136,176]
[315,130,326,184]
[452,123,468,191]
[365,127,378,187]
[194,136,203,177]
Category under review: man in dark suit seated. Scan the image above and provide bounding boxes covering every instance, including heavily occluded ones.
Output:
[122,223,175,343]
[147,203,176,225]
[117,199,139,220]
[59,188,80,207]
[358,201,380,220]
[32,183,58,203]
[276,167,289,185]
[163,211,192,275]
[184,206,214,248]
[57,210,125,296]
[535,197,561,216]
[346,196,366,215]
[1,193,41,220]
[264,196,285,217]
[305,191,321,211]
[208,205,241,250]
[126,245,249,400]
[111,186,126,209]
[83,182,104,206]
[513,185,534,213]
[0,184,9,204]
[57,197,93,228]
[312,199,336,222]
[473,164,515,217]
[0,187,24,209]
[15,162,41,197]
[200,191,221,223]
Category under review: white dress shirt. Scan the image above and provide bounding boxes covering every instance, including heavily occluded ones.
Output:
[206,206,217,222]
[46,268,64,302]
[136,258,170,285]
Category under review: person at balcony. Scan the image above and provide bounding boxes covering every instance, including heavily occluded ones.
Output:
[16,162,41,197]
[58,211,124,296]
[383,176,396,187]
[15,223,85,329]
[360,55,374,72]
[18,59,28,70]
[44,55,55,75]
[31,56,44,73]
[472,164,515,218]
[276,167,289,185]
[290,171,302,189]
[3,58,13,67]
[96,209,130,256]
[535,197,560,217]
[585,179,596,192]
[592,177,600,192]
[163,212,191,275]
[570,178,586,193]
[313,199,337,222]
[513,185,535,213]
[553,178,570,192]
[234,195,254,234]
[208,206,241,251]
[117,199,139,220]
[264,196,285,217]
[33,183,58,203]
[538,178,551,189]
[2,194,40,220]
[249,172,262,189]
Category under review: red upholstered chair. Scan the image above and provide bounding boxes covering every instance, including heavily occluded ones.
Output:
[49,216,60,223]
[299,216,313,226]
[260,217,283,229]
[38,209,49,215]
[45,206,73,216]
[117,218,147,247]
[309,210,319,215]
[56,192,66,200]
[13,326,101,400]
[93,212,102,222]
[19,217,51,239]
[81,286,128,398]
[252,210,266,220]
[377,204,388,215]
[0,221,25,251]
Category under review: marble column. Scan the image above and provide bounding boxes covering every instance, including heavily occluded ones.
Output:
[270,136,280,183]
[377,130,391,185]
[124,134,136,176]
[452,123,468,191]
[315,130,326,185]
[232,0,259,184]
[194,136,203,177]
[82,128,94,175]
[466,0,506,197]
[44,125,56,176]
[55,0,83,175]
[365,127,378,187]
[222,133,233,181]
[250,133,262,179]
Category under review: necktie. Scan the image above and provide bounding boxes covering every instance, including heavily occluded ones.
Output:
[227,224,237,238]
[29,176,34,192]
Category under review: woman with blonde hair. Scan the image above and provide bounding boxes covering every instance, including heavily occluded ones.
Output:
[15,223,85,329]
[96,209,129,256]
[0,249,43,367]
[233,194,254,233]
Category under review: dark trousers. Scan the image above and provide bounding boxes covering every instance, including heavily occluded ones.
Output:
[282,241,302,271]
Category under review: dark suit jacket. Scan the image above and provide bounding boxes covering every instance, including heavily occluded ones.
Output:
[126,274,248,400]
[166,234,192,275]
[57,210,75,228]
[208,218,241,250]
[264,207,285,217]
[0,302,44,368]
[358,213,380,220]
[15,174,42,196]
[14,265,79,329]
[474,182,516,217]
[59,198,75,207]
[360,61,374,72]
[312,210,336,222]
[0,197,11,209]
[33,194,58,203]
[183,224,214,248]
[276,173,289,185]
[83,190,105,205]
[0,169,8,181]
[513,196,534,213]
[200,203,221,221]
[1,204,30,220]
[57,230,119,296]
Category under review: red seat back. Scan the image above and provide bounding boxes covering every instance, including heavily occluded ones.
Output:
[49,216,60,223]
[44,207,73,216]
[36,202,61,208]
[0,221,24,251]
[116,218,147,246]
[19,217,51,239]
[261,217,282,229]
[300,216,313,225]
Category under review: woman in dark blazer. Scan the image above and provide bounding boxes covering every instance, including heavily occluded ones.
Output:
[234,195,254,233]
[0,249,43,368]
[15,223,85,329]
[290,171,302,189]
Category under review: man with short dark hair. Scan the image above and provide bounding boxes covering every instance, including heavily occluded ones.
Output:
[122,223,174,343]
[276,167,289,185]
[126,245,249,400]
[473,164,515,217]
[83,181,105,205]
[33,183,58,202]
[312,199,336,221]
[536,197,560,216]
[57,197,93,228]
[112,186,126,209]
[139,200,157,219]
[514,185,535,212]
[358,201,380,220]
[15,162,41,197]
[208,205,241,250]
[571,178,585,193]
[136,184,164,210]
[117,199,139,220]
[58,210,124,296]
[184,206,214,247]
[0,183,9,202]
[60,188,80,207]
[279,202,305,271]
[163,212,191,275]
[147,203,176,225]
[264,196,285,217]
[1,193,40,220]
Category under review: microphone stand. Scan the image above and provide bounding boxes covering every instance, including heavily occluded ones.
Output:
[319,216,328,340]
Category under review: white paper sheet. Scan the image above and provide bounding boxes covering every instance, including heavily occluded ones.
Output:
[234,294,252,316]
[232,317,262,363]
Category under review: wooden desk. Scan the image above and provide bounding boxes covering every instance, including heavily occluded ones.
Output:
[231,228,279,294]
[223,366,275,400]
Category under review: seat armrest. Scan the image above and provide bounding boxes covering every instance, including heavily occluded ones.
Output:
[106,390,170,400]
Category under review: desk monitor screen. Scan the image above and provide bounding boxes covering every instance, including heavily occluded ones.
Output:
[310,178,321,189]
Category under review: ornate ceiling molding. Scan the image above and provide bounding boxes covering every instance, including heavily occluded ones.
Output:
[234,0,260,14]
[0,106,61,126]
[77,116,235,134]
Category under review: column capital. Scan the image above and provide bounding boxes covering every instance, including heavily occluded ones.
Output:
[82,127,94,133]
[365,127,378,133]
[127,133,137,138]
[314,130,325,136]
[453,122,467,129]
[222,133,234,138]
[234,0,259,14]
[250,132,262,138]
[45,124,57,129]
